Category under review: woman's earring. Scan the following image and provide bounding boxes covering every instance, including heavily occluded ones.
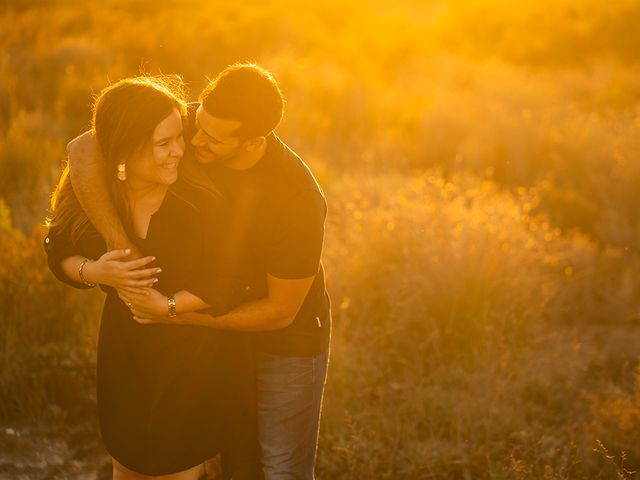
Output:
[117,163,127,181]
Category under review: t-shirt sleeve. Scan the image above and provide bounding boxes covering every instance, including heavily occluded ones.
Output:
[266,188,327,279]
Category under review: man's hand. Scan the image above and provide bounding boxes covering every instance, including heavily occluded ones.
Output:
[123,289,211,325]
[132,311,184,325]
[119,287,170,320]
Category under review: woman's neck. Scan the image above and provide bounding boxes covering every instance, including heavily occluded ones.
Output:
[126,178,168,202]
[125,178,169,240]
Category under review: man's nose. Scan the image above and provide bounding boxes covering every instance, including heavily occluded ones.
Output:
[191,130,205,146]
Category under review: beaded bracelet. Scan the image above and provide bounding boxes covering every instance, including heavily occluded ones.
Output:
[78,258,96,287]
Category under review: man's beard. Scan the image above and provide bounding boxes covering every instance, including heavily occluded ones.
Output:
[195,145,241,165]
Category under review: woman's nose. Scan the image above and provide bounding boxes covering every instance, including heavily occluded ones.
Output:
[171,138,185,157]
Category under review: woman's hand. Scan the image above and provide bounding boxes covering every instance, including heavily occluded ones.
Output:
[82,249,160,294]
[118,287,169,318]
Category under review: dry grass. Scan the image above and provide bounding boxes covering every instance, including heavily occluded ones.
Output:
[317,173,640,479]
[1,1,640,478]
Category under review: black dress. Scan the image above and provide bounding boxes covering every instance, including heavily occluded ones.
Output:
[45,179,257,476]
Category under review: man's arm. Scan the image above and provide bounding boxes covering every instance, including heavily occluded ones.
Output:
[131,186,325,331]
[133,274,315,332]
[67,131,135,252]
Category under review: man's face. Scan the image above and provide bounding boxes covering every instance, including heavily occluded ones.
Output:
[192,105,244,165]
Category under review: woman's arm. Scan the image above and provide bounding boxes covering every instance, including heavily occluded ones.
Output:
[57,250,161,292]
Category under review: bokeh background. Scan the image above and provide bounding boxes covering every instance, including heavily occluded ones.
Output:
[2,0,640,478]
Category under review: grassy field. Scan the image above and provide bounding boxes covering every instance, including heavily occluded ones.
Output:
[2,0,640,478]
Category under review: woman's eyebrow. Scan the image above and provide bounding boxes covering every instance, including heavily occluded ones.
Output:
[154,131,182,143]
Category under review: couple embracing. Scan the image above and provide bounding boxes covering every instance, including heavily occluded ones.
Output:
[45,63,330,480]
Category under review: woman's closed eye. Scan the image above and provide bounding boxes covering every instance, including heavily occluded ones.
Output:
[156,133,183,147]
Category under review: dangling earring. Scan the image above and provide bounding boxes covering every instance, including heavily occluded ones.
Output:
[117,163,127,181]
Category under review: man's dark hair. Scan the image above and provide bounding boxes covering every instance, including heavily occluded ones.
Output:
[199,62,284,139]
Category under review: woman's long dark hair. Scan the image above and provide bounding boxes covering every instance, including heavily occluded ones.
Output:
[48,75,187,243]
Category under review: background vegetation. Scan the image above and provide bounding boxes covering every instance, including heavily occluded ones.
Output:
[2,0,640,478]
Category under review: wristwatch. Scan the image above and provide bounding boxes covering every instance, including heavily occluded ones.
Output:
[167,295,177,317]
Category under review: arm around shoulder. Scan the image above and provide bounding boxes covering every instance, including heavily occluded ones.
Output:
[66,131,134,252]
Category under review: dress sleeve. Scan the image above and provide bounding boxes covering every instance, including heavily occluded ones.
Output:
[265,188,327,279]
[44,221,106,290]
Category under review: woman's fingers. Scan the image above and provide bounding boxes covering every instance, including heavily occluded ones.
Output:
[121,256,156,271]
[102,248,132,261]
[117,291,132,305]
[127,267,162,279]
[119,286,149,296]
[123,278,158,288]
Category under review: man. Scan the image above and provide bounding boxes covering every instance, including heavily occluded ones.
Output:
[68,63,331,480]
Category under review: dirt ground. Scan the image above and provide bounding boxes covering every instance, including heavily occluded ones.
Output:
[0,420,110,480]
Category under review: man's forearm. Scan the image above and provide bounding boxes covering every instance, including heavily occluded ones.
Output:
[138,276,314,331]
[171,274,313,331]
[68,131,132,250]
[174,290,209,313]
[176,298,294,332]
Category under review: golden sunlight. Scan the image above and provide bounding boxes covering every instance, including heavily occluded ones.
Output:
[1,0,640,478]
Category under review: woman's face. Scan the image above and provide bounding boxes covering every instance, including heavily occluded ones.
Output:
[128,108,185,186]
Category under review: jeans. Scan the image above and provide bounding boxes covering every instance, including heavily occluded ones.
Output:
[255,349,329,480]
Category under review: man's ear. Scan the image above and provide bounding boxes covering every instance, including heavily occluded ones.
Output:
[244,136,266,152]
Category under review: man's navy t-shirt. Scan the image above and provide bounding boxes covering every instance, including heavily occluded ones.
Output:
[184,109,330,356]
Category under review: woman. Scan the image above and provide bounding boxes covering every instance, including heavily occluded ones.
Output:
[45,76,255,479]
